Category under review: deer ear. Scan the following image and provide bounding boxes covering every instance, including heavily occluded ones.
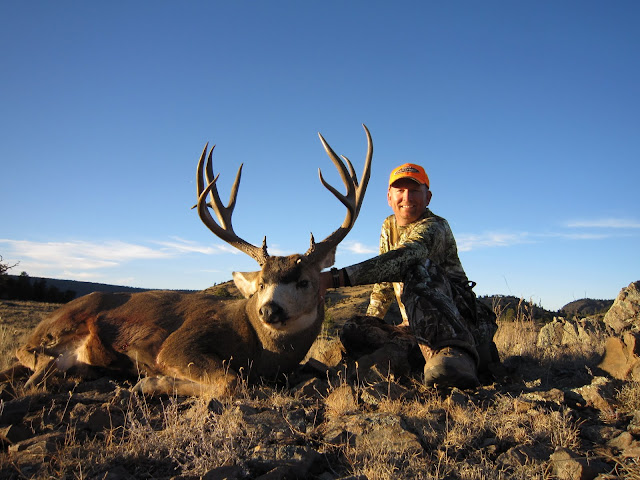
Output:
[232,271,260,298]
[318,247,336,270]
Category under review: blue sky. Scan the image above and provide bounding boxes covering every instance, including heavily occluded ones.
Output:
[1,1,638,311]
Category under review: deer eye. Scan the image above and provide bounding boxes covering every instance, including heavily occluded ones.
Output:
[259,283,265,291]
[296,280,309,289]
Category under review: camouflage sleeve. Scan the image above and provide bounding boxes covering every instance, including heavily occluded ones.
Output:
[345,243,428,286]
[360,241,429,318]
[344,213,466,286]
[345,211,467,318]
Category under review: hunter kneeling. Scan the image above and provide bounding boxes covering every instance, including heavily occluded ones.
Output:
[321,163,499,389]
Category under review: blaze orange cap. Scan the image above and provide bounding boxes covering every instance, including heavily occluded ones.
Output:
[388,163,430,188]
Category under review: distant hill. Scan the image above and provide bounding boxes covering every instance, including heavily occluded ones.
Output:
[6,275,161,300]
[38,277,157,298]
[478,295,557,322]
[478,294,614,322]
[559,298,614,317]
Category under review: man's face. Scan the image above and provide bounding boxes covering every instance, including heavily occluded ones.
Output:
[387,178,432,226]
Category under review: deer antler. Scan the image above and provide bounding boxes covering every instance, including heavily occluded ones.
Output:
[196,143,269,266]
[305,124,373,262]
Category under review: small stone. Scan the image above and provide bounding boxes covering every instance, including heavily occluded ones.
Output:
[550,446,604,480]
[607,431,634,451]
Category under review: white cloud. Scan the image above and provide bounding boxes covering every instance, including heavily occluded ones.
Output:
[566,218,640,229]
[456,232,532,252]
[549,232,613,240]
[155,237,239,255]
[0,238,234,280]
[0,239,169,270]
[339,240,378,255]
[61,270,109,281]
[457,223,636,252]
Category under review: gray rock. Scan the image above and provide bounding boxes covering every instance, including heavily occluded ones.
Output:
[537,317,605,349]
[569,376,619,412]
[598,332,640,380]
[496,445,538,468]
[603,280,640,334]
[202,465,245,480]
[8,431,65,454]
[549,446,605,480]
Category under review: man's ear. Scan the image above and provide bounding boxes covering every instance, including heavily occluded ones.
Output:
[232,271,260,298]
[425,189,433,206]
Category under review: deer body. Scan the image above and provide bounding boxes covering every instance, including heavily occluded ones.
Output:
[5,126,372,397]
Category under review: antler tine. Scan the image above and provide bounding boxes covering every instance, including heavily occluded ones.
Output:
[340,154,367,219]
[317,151,354,211]
[196,143,269,266]
[306,124,373,261]
[193,143,220,210]
[195,142,211,202]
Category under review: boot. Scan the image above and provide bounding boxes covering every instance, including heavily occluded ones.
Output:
[423,347,479,389]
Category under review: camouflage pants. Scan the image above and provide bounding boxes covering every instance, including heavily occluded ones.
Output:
[401,261,498,368]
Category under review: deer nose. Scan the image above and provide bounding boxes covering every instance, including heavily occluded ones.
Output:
[260,302,286,324]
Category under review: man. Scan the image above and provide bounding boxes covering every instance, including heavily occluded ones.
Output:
[323,163,496,389]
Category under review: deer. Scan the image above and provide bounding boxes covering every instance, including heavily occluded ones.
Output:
[1,125,372,398]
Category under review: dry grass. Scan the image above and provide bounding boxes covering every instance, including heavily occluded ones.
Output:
[0,297,635,479]
[617,380,640,413]
[121,397,250,476]
[336,389,562,480]
[493,298,540,359]
[48,395,253,478]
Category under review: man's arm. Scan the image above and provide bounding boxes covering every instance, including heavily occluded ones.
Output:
[344,243,428,285]
[318,242,428,293]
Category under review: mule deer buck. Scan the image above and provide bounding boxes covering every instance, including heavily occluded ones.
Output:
[2,125,372,397]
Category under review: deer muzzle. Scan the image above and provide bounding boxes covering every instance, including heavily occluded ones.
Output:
[259,302,288,325]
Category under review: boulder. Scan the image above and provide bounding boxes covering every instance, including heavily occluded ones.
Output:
[603,280,640,334]
[549,446,608,480]
[496,445,539,469]
[305,337,344,368]
[537,317,605,349]
[597,281,640,381]
[569,376,619,413]
[598,332,640,381]
[320,411,424,457]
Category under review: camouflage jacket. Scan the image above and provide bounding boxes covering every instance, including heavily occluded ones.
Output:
[344,209,468,322]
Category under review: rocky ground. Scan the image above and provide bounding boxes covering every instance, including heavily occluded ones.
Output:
[0,282,639,480]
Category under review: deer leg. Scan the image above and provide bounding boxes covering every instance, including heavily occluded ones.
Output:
[134,349,239,398]
[15,330,118,389]
[23,357,58,389]
[13,346,59,389]
[133,372,238,398]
